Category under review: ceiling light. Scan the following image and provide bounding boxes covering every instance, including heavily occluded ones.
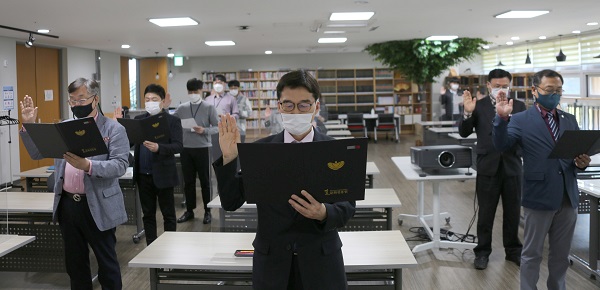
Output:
[167,47,174,58]
[149,17,198,27]
[482,45,490,49]
[330,12,374,21]
[426,36,458,41]
[495,10,550,19]
[318,37,347,44]
[37,29,50,34]
[265,50,273,54]
[25,33,35,48]
[121,44,130,49]
[525,49,532,64]
[326,23,368,28]
[506,41,514,45]
[587,22,599,26]
[154,52,160,80]
[539,36,547,40]
[511,36,520,40]
[324,31,346,34]
[497,61,505,67]
[572,30,581,34]
[556,35,566,62]
[205,41,235,46]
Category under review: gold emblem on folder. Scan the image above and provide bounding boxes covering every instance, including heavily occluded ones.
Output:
[152,122,160,128]
[327,161,344,170]
[75,130,86,136]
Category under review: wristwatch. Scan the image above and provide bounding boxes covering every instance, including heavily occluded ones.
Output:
[463,112,472,119]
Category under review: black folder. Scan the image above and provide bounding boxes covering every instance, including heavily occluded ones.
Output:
[237,138,368,204]
[548,130,600,159]
[117,113,171,144]
[23,117,108,159]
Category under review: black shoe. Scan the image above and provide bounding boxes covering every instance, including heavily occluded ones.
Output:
[177,211,194,223]
[203,212,212,224]
[505,255,521,266]
[474,256,489,270]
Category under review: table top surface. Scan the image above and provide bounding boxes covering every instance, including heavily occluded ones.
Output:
[326,130,352,136]
[392,156,477,181]
[15,166,133,180]
[428,127,460,133]
[0,235,36,258]
[448,133,477,140]
[207,188,401,209]
[324,124,349,130]
[578,179,600,198]
[590,154,600,167]
[338,114,400,120]
[0,191,54,212]
[366,161,380,175]
[416,121,456,126]
[128,231,417,270]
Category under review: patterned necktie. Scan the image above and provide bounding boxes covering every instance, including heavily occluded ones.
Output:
[547,112,558,141]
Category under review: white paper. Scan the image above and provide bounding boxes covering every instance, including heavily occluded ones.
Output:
[180,118,198,129]
[44,89,53,101]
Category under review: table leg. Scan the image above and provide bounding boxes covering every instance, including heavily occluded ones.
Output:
[26,177,33,192]
[219,208,226,231]
[394,269,402,290]
[133,186,145,243]
[367,174,374,189]
[386,208,392,230]
[432,181,440,248]
[150,268,158,290]
[590,196,599,271]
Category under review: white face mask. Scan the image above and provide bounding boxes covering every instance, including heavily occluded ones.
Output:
[491,87,510,98]
[280,102,317,135]
[213,83,224,93]
[145,101,162,115]
[229,89,239,97]
[450,84,459,90]
[189,94,202,103]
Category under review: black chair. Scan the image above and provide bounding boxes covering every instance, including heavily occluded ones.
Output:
[347,113,367,138]
[375,113,398,143]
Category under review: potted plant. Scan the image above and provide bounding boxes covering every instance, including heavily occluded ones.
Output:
[364,38,488,119]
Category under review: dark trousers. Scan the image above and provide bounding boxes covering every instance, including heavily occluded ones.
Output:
[474,163,523,258]
[137,174,176,245]
[181,147,211,212]
[287,255,303,290]
[57,194,122,290]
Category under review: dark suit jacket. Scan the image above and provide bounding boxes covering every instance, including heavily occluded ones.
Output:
[213,130,355,290]
[440,90,463,120]
[458,96,526,176]
[493,106,581,210]
[132,111,183,189]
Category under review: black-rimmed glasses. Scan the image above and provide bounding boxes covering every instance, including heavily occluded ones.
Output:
[279,101,314,113]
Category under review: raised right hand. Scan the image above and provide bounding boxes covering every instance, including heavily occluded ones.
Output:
[264,106,272,118]
[20,95,38,123]
[219,114,241,165]
[495,96,513,118]
[462,90,476,114]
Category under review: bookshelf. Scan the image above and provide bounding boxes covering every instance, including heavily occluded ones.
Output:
[200,68,432,136]
[454,73,535,107]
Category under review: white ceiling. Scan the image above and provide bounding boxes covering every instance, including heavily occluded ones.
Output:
[0,0,598,58]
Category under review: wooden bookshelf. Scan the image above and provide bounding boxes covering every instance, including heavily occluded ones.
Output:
[453,73,535,107]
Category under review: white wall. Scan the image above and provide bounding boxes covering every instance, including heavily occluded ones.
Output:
[62,47,95,119]
[166,52,384,106]
[0,36,21,185]
[99,51,121,114]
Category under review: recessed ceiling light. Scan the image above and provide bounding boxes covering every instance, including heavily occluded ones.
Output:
[482,45,490,49]
[495,10,550,18]
[539,36,547,40]
[426,36,458,41]
[205,41,235,46]
[324,31,346,34]
[167,52,175,58]
[318,37,347,44]
[37,29,50,34]
[511,36,520,40]
[572,30,581,34]
[326,23,368,28]
[149,17,198,27]
[121,44,130,49]
[265,50,273,54]
[587,22,599,26]
[330,12,374,21]
[506,41,514,45]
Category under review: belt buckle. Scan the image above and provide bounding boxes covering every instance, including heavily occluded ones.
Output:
[72,193,81,202]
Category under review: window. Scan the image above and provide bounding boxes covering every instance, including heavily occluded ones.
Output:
[128,58,138,109]
[587,75,600,97]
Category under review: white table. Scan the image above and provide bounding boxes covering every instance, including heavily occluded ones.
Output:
[573,180,600,279]
[448,133,478,146]
[326,130,352,137]
[391,156,477,254]
[129,231,418,290]
[416,121,456,127]
[208,188,401,231]
[324,124,348,130]
[0,235,35,258]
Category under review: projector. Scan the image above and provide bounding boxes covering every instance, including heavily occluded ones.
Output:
[411,145,472,171]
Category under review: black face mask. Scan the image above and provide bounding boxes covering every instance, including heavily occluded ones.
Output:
[71,102,95,118]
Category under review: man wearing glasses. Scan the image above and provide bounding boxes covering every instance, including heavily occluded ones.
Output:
[493,69,591,290]
[20,78,129,289]
[459,69,525,270]
[214,70,355,290]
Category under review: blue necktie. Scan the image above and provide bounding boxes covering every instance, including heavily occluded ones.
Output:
[547,112,558,141]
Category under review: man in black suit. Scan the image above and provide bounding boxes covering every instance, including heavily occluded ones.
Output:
[440,77,463,121]
[458,69,526,270]
[214,70,355,290]
[133,84,183,245]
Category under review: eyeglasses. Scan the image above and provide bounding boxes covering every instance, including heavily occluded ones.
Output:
[535,86,563,95]
[279,101,314,113]
[68,95,96,106]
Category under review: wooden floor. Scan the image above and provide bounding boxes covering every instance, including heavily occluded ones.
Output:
[1,134,599,290]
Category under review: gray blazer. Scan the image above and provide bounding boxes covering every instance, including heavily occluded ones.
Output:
[20,114,130,231]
